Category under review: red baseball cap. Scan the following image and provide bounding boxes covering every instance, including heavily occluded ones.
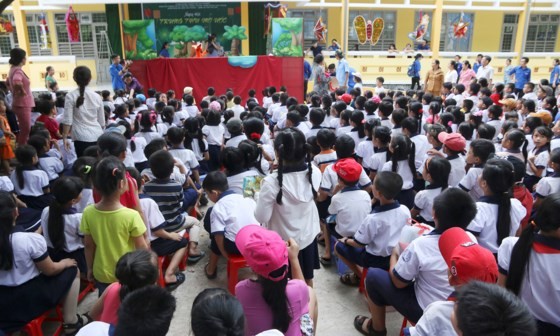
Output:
[340,93,352,104]
[438,132,466,152]
[333,158,362,183]
[235,225,289,282]
[439,227,498,285]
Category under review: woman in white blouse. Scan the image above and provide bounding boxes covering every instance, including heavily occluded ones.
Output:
[445,60,458,84]
[62,66,105,158]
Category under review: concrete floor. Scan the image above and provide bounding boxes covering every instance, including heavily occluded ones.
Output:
[73,227,407,336]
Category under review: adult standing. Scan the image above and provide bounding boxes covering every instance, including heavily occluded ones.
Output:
[410,53,423,90]
[109,54,130,93]
[454,55,463,76]
[8,48,34,145]
[304,57,312,98]
[206,34,223,57]
[307,42,323,58]
[549,59,560,95]
[311,54,329,97]
[444,60,458,84]
[507,57,531,96]
[459,60,477,87]
[424,59,444,97]
[476,55,494,85]
[503,58,514,84]
[45,66,57,90]
[159,42,170,58]
[62,66,105,158]
[335,50,350,92]
[472,54,483,73]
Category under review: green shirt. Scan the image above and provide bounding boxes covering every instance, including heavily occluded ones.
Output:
[80,205,146,283]
[45,75,56,88]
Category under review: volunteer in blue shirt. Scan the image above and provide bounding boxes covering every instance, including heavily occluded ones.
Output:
[109,54,130,92]
[507,57,531,96]
[304,58,312,98]
[550,58,560,93]
[472,54,483,74]
[335,50,350,91]
[411,53,423,90]
[159,42,170,58]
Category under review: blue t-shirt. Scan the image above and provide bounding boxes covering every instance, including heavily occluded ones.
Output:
[109,64,125,91]
[413,60,421,78]
[508,66,531,89]
[550,65,560,85]
[348,67,356,89]
[159,49,170,58]
[473,62,482,74]
[304,60,312,81]
[336,59,350,87]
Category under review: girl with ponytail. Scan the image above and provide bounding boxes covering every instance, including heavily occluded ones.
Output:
[411,156,451,225]
[255,127,322,285]
[41,177,86,274]
[348,110,366,145]
[499,193,560,334]
[62,66,104,158]
[90,249,158,324]
[381,134,416,209]
[243,117,275,165]
[467,158,526,254]
[72,156,96,212]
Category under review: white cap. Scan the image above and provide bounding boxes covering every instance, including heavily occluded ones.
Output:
[352,72,362,79]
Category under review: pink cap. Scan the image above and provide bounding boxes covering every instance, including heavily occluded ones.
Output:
[438,132,466,152]
[235,225,289,281]
[209,101,221,112]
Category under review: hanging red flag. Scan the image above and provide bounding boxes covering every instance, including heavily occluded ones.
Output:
[65,6,80,42]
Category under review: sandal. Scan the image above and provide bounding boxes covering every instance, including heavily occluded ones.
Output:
[317,233,325,246]
[319,256,332,266]
[205,263,217,279]
[340,272,360,287]
[353,315,387,336]
[188,250,206,264]
[165,272,186,292]
[63,313,93,336]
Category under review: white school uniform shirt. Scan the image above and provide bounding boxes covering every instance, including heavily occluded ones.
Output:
[225,134,247,148]
[272,105,288,123]
[394,232,465,310]
[380,118,393,129]
[381,160,414,189]
[189,138,209,161]
[328,187,371,237]
[296,122,311,136]
[535,175,560,198]
[10,169,49,196]
[329,117,340,129]
[524,134,535,153]
[467,196,526,253]
[487,120,503,141]
[413,186,443,223]
[76,322,110,336]
[408,301,456,336]
[0,175,14,192]
[75,188,94,213]
[202,124,225,146]
[313,151,337,168]
[129,137,148,163]
[55,139,77,169]
[367,149,390,173]
[523,92,538,104]
[169,148,199,176]
[354,202,411,257]
[459,166,484,201]
[447,155,466,188]
[348,130,366,145]
[263,96,273,109]
[551,137,560,151]
[231,105,245,119]
[410,134,430,170]
[139,197,167,241]
[183,105,199,118]
[173,110,189,126]
[211,191,258,242]
[356,141,375,170]
[321,162,372,196]
[526,148,549,177]
[0,232,46,286]
[305,127,322,140]
[141,166,186,186]
[38,156,64,181]
[227,170,262,195]
[255,165,322,249]
[498,235,560,327]
[40,207,84,253]
[134,131,162,145]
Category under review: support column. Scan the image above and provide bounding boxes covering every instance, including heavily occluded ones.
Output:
[12,0,30,63]
[241,2,250,55]
[120,4,127,57]
[341,0,349,52]
[430,0,444,58]
[515,0,531,60]
[47,12,59,56]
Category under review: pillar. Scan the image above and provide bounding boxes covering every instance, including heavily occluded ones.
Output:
[12,0,30,63]
[241,2,250,55]
[430,0,444,58]
[341,0,349,52]
[514,0,531,60]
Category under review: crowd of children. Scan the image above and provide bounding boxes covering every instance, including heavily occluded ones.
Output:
[0,57,560,336]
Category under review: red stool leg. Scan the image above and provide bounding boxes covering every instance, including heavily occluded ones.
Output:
[227,260,238,294]
[359,267,368,293]
[157,256,166,287]
[400,317,409,336]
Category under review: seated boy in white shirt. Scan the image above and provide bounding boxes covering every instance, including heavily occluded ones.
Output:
[406,227,498,336]
[354,188,477,336]
[320,158,371,266]
[335,171,409,286]
[28,134,64,183]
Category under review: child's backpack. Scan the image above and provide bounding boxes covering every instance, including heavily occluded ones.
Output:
[407,63,415,77]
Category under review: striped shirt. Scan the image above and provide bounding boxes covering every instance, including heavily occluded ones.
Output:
[143,178,184,232]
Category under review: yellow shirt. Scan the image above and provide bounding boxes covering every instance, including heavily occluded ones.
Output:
[80,205,146,283]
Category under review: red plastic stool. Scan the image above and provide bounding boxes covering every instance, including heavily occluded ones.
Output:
[21,306,63,336]
[359,267,369,294]
[227,255,249,295]
[156,232,190,287]
[78,281,95,303]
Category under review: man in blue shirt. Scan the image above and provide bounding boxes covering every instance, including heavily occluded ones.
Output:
[335,50,350,91]
[507,57,531,96]
[550,58,560,93]
[109,54,129,92]
[472,54,483,74]
[304,58,312,98]
[454,55,463,79]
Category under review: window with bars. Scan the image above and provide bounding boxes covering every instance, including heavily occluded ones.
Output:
[287,10,328,51]
[26,14,52,56]
[0,14,17,57]
[525,14,559,53]
[500,14,518,52]
[439,13,474,52]
[348,11,396,51]
[54,12,105,58]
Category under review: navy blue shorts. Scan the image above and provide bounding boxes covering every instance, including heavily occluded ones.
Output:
[316,197,332,221]
[151,237,189,256]
[366,268,423,324]
[210,234,240,256]
[335,244,390,270]
[396,188,415,210]
[288,239,320,280]
[182,188,199,210]
[48,247,87,275]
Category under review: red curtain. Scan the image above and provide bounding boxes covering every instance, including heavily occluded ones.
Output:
[128,56,304,104]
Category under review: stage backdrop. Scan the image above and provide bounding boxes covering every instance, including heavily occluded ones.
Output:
[128,56,304,103]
